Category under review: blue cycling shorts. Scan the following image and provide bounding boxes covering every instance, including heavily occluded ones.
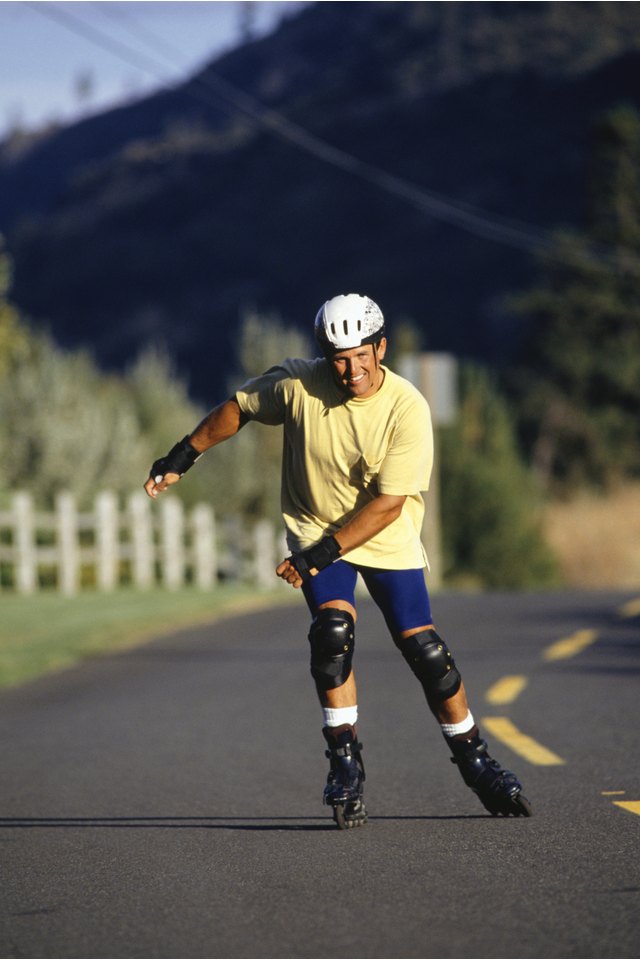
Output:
[301,560,432,637]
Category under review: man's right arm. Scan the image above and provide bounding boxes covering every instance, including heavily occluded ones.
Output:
[189,397,249,452]
[144,397,248,499]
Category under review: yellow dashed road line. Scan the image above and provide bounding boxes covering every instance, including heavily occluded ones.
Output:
[618,597,640,619]
[485,675,528,705]
[482,716,565,766]
[482,601,625,769]
[543,628,598,661]
[601,792,640,816]
[613,801,640,817]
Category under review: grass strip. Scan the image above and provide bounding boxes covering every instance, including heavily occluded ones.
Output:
[0,585,292,690]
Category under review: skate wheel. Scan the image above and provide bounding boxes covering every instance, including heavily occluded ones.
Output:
[333,804,347,830]
[513,794,533,817]
[478,791,533,817]
[332,800,367,830]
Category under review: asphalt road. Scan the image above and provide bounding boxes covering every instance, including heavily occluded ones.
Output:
[1,589,639,959]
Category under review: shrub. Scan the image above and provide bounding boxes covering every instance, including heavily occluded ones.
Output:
[440,364,558,588]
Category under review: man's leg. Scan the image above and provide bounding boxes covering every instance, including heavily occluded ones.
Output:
[360,568,531,818]
[315,599,358,709]
[397,622,532,817]
[397,622,470,723]
[310,599,366,827]
[302,566,367,828]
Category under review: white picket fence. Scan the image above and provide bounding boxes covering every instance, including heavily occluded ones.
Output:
[0,491,285,595]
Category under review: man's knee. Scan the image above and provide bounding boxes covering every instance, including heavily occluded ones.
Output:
[395,628,461,701]
[308,608,355,690]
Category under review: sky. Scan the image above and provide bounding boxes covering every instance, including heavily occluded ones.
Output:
[0,1,310,139]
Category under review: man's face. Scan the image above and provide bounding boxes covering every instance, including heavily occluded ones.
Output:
[330,338,387,399]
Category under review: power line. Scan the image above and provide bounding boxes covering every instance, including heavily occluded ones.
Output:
[17,2,568,256]
[22,1,177,88]
[107,3,558,253]
[88,2,554,252]
[92,1,212,71]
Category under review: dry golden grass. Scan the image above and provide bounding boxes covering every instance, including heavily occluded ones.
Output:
[544,483,640,588]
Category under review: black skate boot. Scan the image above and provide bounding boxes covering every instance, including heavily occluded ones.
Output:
[322,725,368,830]
[448,730,532,817]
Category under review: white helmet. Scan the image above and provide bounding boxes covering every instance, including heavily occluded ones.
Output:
[314,293,385,354]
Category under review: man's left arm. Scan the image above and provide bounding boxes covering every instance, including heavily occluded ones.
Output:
[276,493,406,588]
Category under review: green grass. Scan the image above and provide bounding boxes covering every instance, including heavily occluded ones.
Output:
[0,585,291,690]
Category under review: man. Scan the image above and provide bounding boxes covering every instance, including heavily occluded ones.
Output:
[145,293,531,828]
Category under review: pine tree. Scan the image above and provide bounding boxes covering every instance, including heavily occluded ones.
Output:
[512,106,640,489]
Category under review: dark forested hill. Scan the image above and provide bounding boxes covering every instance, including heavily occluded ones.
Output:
[2,1,640,400]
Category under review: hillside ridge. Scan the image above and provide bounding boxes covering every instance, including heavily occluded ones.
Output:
[2,2,640,399]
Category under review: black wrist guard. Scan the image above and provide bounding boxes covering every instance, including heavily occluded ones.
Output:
[150,435,201,482]
[291,535,341,581]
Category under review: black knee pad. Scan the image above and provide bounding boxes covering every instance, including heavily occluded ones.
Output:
[308,608,355,690]
[396,628,461,701]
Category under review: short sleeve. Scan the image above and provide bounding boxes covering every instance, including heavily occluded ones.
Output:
[235,365,290,425]
[376,394,433,495]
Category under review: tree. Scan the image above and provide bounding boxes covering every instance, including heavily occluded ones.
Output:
[0,242,203,507]
[440,365,557,588]
[0,280,312,524]
[512,106,640,489]
[0,329,145,505]
[0,237,28,378]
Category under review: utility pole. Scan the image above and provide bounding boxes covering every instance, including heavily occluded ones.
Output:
[399,352,458,591]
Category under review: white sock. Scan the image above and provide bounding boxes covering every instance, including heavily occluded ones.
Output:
[440,710,475,738]
[323,705,358,728]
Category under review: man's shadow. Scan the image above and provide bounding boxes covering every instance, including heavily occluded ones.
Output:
[0,813,487,832]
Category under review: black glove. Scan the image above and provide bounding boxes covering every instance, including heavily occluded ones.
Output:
[290,535,341,581]
[150,436,201,482]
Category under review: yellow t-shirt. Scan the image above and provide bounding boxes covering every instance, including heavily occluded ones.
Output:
[235,358,433,569]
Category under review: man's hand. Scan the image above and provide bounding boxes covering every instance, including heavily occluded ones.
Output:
[144,472,181,500]
[143,436,202,500]
[275,557,306,589]
[276,535,341,588]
